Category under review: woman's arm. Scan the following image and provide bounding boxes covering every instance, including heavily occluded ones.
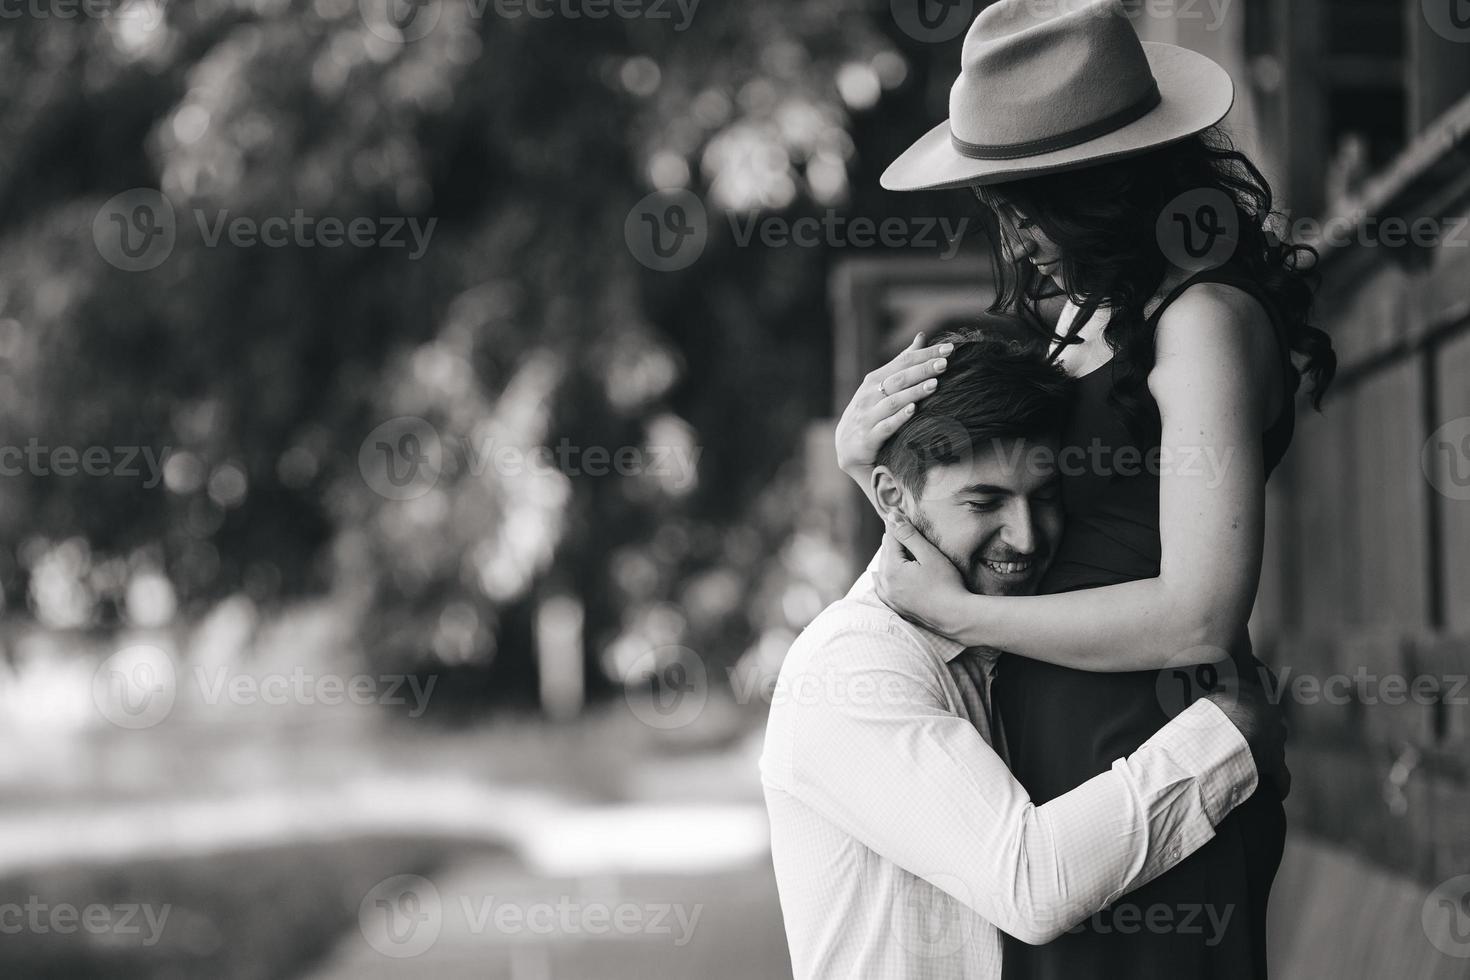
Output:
[875,284,1283,672]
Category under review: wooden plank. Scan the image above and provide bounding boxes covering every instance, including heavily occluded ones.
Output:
[1430,776,1470,890]
[1341,632,1439,747]
[1414,633,1470,750]
[1409,204,1470,345]
[1435,330,1470,633]
[1277,635,1358,741]
[1293,397,1355,632]
[1266,832,1457,980]
[1352,359,1432,627]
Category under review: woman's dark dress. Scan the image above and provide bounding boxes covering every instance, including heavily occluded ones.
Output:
[995,267,1293,980]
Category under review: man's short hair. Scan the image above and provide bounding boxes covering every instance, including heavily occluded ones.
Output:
[875,326,1073,495]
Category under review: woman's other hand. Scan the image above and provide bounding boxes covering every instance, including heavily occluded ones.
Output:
[835,333,953,480]
[873,511,971,638]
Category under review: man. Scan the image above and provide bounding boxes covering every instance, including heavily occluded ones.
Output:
[760,330,1284,979]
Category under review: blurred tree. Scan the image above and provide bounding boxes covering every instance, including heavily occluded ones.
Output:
[0,0,976,711]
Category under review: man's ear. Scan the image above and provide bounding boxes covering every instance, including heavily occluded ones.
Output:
[870,466,907,521]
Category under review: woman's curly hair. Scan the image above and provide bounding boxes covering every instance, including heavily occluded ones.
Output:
[972,127,1337,443]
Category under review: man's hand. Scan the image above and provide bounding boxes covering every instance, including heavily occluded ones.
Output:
[1205,673,1290,801]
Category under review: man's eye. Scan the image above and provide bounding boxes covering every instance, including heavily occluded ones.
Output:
[965,499,1001,512]
[1015,216,1035,230]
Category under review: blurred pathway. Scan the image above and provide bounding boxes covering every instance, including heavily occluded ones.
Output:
[301,854,791,980]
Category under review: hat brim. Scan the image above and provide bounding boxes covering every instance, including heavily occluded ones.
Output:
[880,43,1234,193]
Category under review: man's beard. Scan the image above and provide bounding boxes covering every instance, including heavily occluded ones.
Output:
[906,509,986,594]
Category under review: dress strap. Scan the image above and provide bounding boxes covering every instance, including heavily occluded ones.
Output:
[1047,296,1103,364]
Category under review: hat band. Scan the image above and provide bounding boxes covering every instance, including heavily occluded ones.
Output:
[949,81,1162,161]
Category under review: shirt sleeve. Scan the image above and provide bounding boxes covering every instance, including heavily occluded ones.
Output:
[778,625,1258,945]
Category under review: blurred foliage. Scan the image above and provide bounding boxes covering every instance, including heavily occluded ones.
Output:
[0,0,974,707]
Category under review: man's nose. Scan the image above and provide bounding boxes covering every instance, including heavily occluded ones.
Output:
[1000,500,1037,555]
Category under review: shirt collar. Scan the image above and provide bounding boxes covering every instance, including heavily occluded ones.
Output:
[854,549,978,664]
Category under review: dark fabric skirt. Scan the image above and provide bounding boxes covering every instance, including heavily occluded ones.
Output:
[995,652,1286,980]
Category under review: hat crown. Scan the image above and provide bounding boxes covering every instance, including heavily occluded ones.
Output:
[950,0,1158,151]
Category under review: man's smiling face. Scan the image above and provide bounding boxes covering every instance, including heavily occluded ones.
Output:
[890,435,1063,597]
[870,329,1072,598]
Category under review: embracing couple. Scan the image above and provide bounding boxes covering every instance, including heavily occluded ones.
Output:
[759,1,1337,978]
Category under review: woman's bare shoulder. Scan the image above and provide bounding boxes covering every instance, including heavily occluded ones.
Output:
[1149,280,1283,419]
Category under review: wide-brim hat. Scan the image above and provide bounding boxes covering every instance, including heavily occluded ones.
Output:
[881,0,1235,192]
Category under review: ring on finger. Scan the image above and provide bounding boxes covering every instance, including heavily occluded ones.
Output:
[878,378,890,398]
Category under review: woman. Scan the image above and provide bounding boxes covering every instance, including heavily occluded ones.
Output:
[835,1,1335,977]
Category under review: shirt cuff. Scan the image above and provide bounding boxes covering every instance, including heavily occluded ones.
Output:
[1146,698,1259,827]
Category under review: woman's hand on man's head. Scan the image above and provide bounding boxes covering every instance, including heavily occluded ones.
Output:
[835,333,952,478]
